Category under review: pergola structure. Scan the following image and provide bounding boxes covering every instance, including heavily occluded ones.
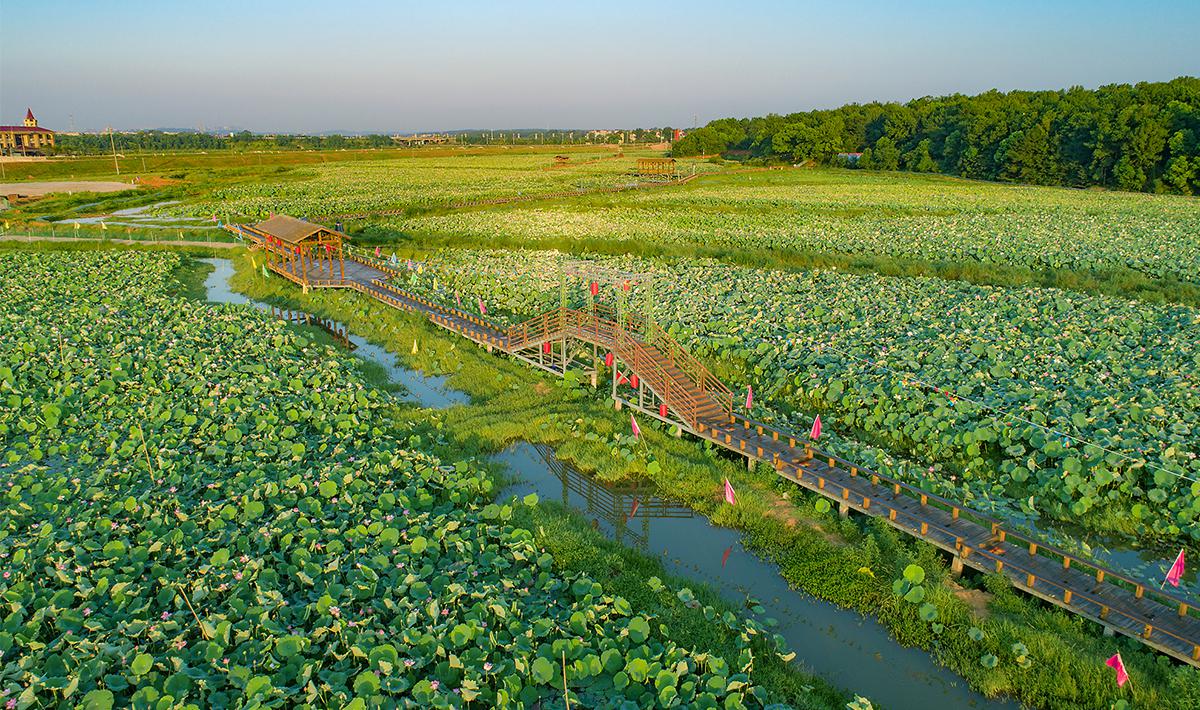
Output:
[559,257,654,328]
[248,215,349,289]
[636,157,678,178]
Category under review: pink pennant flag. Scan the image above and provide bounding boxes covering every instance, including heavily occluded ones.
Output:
[374,245,381,258]
[1165,548,1186,587]
[723,478,737,506]
[478,298,486,315]
[630,414,641,439]
[1105,653,1129,688]
[455,292,462,308]
[745,385,753,411]
[721,545,733,568]
[810,415,822,441]
[627,497,640,521]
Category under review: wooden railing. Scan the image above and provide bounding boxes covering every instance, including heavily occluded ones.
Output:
[248,248,1200,666]
[645,320,733,415]
[722,411,1200,654]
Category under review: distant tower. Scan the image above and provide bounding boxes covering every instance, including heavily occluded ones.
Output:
[24,108,37,128]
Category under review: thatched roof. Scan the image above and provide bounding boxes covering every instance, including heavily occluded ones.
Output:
[253,215,348,244]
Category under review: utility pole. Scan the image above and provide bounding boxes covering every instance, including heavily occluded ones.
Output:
[108,126,121,175]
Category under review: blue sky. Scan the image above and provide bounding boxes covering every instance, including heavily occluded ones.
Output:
[2,0,1198,133]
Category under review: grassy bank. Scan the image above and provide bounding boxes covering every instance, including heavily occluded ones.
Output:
[220,249,1200,709]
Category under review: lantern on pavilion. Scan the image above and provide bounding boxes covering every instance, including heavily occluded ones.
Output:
[589,281,599,296]
[659,403,668,418]
[542,342,552,354]
[604,352,614,367]
[630,374,639,389]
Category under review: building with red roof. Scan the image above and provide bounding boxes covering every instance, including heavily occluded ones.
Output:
[1,109,56,155]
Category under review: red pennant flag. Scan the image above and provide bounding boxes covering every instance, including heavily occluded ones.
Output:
[627,497,640,520]
[616,371,628,385]
[630,414,641,439]
[721,545,733,568]
[810,415,822,441]
[745,385,753,411]
[590,281,599,296]
[1165,548,1186,587]
[604,352,614,367]
[723,478,737,506]
[659,403,668,418]
[1105,653,1129,687]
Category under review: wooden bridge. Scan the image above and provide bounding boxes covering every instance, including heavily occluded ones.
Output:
[229,220,1200,669]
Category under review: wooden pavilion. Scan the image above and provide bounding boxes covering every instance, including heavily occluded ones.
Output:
[251,215,349,289]
[636,157,677,178]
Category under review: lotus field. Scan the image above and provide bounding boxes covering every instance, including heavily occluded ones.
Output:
[170,154,713,220]
[0,251,790,708]
[393,248,1200,543]
[389,169,1200,282]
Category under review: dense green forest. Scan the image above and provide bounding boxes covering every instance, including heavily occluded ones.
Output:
[672,77,1200,194]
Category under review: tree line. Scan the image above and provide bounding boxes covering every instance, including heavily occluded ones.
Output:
[53,127,677,156]
[671,77,1200,194]
[53,131,399,155]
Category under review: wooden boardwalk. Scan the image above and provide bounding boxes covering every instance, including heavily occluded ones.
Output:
[238,235,1200,668]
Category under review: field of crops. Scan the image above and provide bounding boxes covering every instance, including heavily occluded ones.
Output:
[170,153,713,220]
[388,169,1200,282]
[391,248,1200,543]
[0,251,789,708]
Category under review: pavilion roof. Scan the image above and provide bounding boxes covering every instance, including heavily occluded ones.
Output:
[253,215,348,244]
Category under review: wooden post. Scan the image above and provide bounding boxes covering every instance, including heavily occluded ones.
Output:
[950,556,963,577]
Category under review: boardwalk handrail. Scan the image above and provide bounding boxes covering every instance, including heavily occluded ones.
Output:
[766,451,1200,661]
[730,410,1200,620]
[613,326,706,429]
[247,250,1200,667]
[333,254,1200,621]
[645,319,734,414]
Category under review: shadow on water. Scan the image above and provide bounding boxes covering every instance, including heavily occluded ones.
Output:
[495,441,1019,710]
[200,257,468,409]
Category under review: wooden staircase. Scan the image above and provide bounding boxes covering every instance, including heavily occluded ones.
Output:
[502,306,731,430]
